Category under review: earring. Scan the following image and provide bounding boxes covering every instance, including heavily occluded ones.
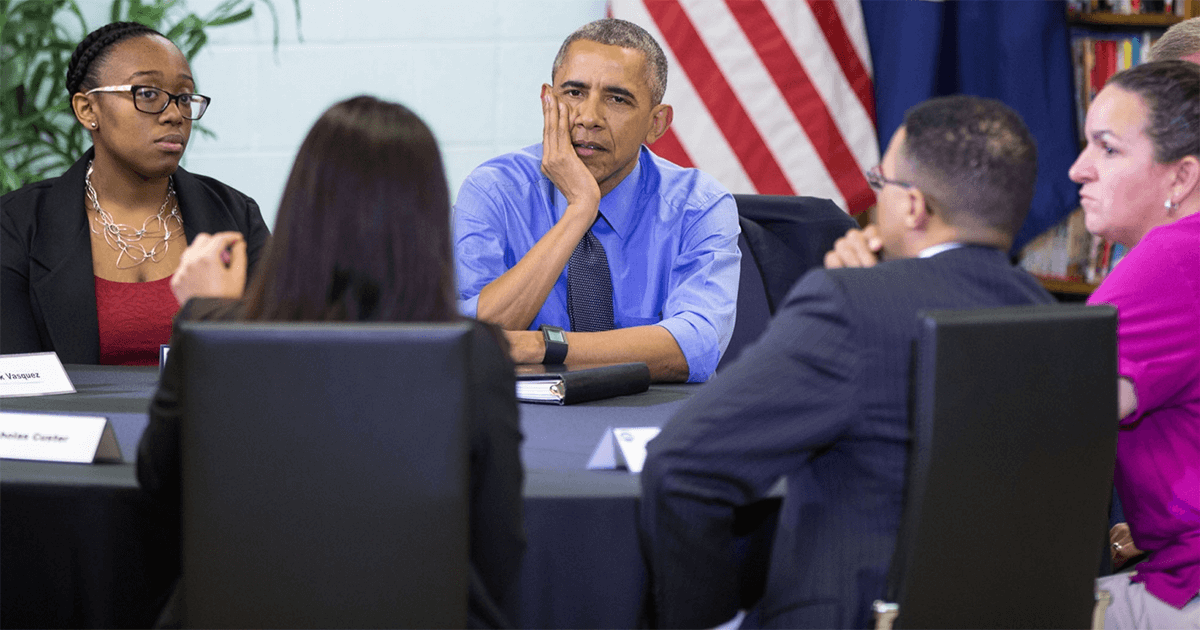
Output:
[91,122,97,128]
[1165,198,1177,213]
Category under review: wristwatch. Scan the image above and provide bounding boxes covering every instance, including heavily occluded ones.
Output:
[539,325,568,365]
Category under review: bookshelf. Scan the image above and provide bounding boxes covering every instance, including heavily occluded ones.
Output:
[1021,2,1197,297]
[1037,277,1100,301]
[1068,11,1190,27]
[1067,0,1199,25]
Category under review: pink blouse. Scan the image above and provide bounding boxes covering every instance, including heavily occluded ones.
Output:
[1088,212,1200,608]
[95,275,179,366]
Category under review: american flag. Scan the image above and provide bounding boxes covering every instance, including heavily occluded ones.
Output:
[611,0,879,215]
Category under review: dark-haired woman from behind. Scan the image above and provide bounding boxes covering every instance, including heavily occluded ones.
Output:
[136,96,525,628]
[1,21,269,365]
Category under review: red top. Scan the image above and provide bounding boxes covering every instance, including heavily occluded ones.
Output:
[95,275,179,366]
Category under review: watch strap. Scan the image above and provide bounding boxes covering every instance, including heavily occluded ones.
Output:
[539,325,568,364]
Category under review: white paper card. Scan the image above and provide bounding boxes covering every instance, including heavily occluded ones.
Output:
[0,412,123,463]
[586,426,661,474]
[0,352,75,398]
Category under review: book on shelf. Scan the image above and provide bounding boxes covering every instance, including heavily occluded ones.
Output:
[1071,30,1159,138]
[1067,0,1182,16]
[1085,239,1129,284]
[1019,208,1127,287]
[1020,208,1093,282]
[515,362,651,405]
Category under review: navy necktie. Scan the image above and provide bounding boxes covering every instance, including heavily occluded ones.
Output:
[567,224,614,332]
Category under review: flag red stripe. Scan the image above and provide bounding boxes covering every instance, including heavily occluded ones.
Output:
[805,0,876,123]
[726,0,874,213]
[648,128,695,168]
[643,0,795,195]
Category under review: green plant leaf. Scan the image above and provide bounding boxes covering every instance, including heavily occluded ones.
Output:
[207,7,252,27]
[27,60,51,109]
[260,0,281,51]
[63,0,88,34]
[164,13,198,41]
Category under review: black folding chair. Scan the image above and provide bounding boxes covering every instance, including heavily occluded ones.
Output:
[720,194,856,370]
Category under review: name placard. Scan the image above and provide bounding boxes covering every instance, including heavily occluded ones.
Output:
[587,426,661,474]
[0,412,123,464]
[0,352,75,398]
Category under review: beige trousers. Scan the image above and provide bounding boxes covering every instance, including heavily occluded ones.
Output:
[1095,572,1200,630]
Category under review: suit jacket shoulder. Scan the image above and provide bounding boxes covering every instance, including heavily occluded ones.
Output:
[0,149,269,362]
[173,168,271,272]
[824,245,1053,321]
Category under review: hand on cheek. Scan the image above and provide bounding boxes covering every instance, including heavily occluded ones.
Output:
[539,84,600,210]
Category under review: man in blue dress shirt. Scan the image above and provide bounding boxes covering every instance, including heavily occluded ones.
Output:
[453,18,741,383]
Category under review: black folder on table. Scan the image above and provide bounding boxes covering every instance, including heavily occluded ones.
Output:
[515,362,651,405]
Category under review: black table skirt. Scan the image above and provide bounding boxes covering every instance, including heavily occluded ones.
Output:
[1,477,179,628]
[1,365,777,629]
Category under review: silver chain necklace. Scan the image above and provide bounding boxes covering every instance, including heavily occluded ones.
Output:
[85,160,183,269]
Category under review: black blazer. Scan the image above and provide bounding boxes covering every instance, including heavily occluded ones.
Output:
[1,148,270,362]
[137,299,526,628]
[641,246,1056,629]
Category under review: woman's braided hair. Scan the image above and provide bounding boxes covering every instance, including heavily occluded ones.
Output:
[66,22,163,96]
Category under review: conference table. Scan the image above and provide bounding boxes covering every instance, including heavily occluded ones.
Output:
[0,365,777,629]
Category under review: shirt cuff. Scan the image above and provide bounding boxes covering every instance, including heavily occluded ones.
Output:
[1117,355,1147,427]
[714,610,746,630]
[458,294,479,319]
[657,317,717,383]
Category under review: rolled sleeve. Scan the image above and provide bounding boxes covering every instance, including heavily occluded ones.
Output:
[1114,297,1199,428]
[453,177,508,319]
[1089,233,1200,428]
[658,192,741,383]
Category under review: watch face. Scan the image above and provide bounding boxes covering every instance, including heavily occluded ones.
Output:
[547,330,565,343]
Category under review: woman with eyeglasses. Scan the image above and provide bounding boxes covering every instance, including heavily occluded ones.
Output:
[1,21,269,365]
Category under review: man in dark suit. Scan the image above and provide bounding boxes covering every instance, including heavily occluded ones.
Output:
[640,95,1055,629]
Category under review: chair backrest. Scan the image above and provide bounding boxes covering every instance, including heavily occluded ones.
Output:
[178,321,473,629]
[720,195,856,369]
[722,230,773,370]
[885,304,1118,629]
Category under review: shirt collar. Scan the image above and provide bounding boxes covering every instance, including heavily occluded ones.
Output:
[547,145,646,240]
[918,241,967,258]
[595,147,647,239]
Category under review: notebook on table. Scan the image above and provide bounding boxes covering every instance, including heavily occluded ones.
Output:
[515,362,651,405]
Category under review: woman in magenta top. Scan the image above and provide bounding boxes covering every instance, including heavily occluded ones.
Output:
[1,22,268,365]
[1070,60,1199,627]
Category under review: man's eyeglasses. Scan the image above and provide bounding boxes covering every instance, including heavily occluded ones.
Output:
[85,85,211,120]
[865,165,914,191]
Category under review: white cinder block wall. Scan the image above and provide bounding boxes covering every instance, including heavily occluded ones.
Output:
[80,0,608,228]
